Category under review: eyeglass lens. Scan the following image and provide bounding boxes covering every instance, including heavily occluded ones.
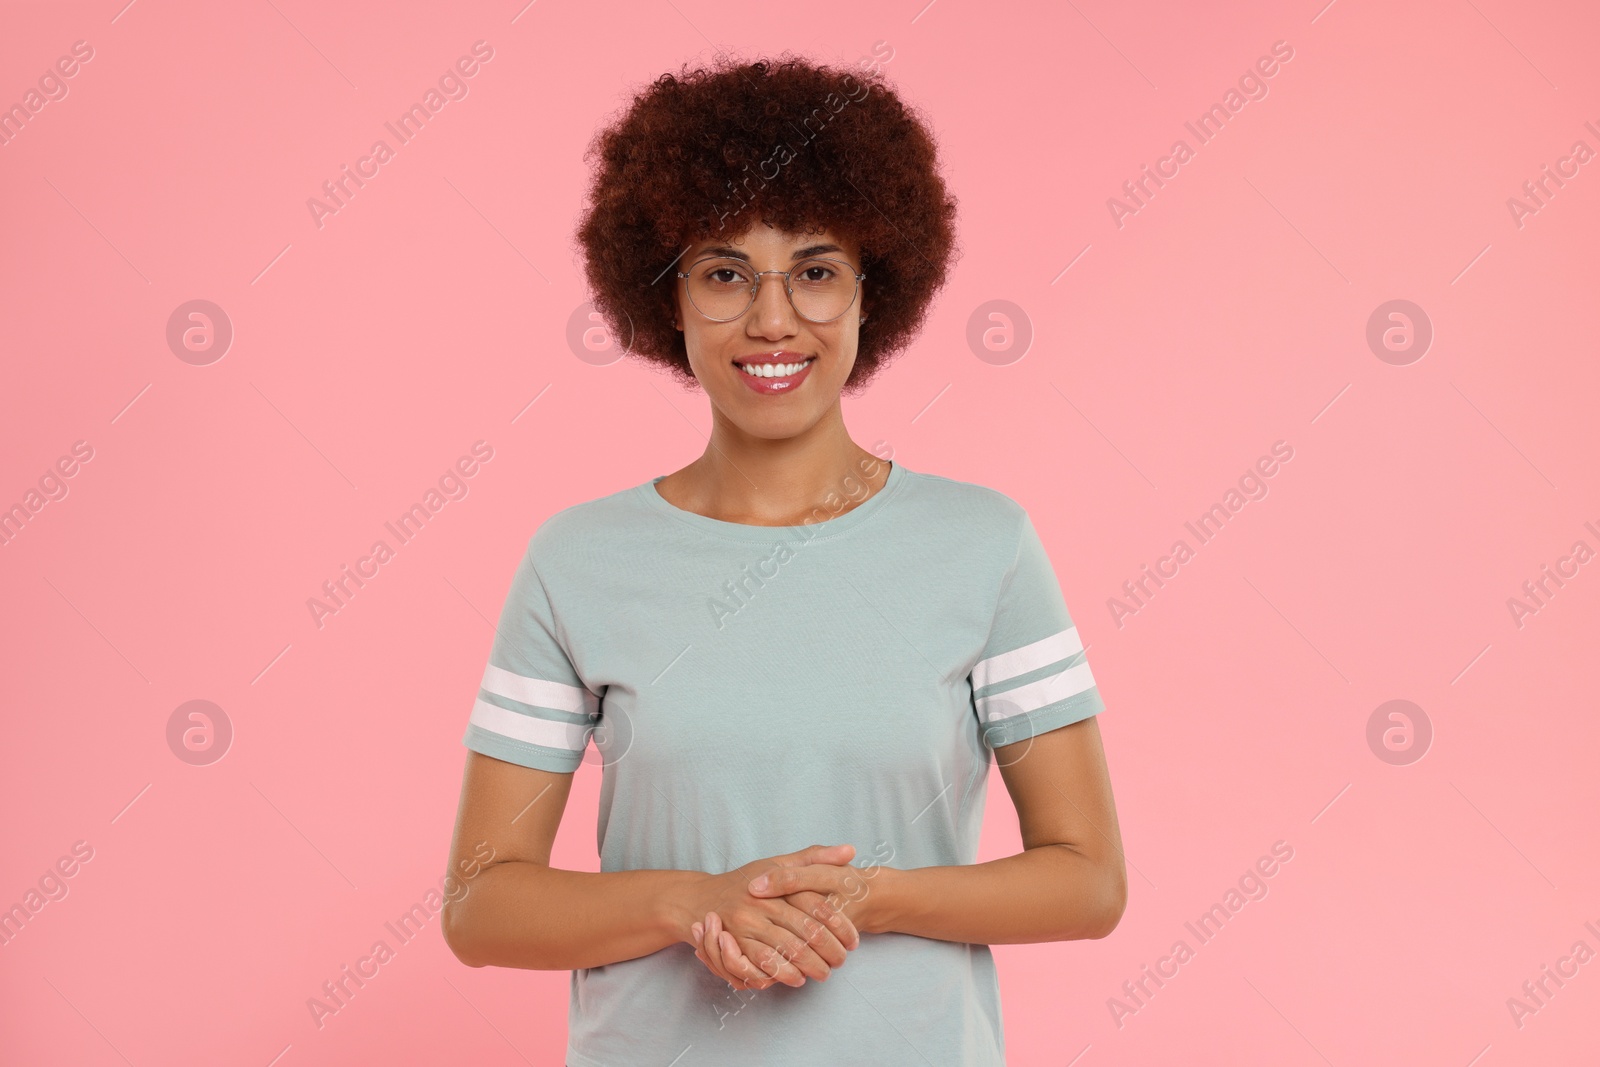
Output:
[684,258,859,322]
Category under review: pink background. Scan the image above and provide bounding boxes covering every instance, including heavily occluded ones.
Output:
[3,0,1597,1063]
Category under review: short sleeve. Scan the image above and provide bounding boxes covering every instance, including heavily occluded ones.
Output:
[461,540,599,773]
[971,509,1105,749]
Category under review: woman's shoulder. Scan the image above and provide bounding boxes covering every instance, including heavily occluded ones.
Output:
[896,465,1029,528]
[522,477,653,560]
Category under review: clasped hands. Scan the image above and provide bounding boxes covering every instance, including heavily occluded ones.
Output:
[681,843,880,991]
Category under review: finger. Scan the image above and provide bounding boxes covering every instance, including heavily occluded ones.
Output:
[720,930,777,989]
[742,914,830,983]
[716,934,764,991]
[716,921,764,991]
[702,912,720,967]
[691,917,708,957]
[808,891,861,950]
[766,893,848,970]
[702,912,738,989]
[788,891,860,959]
[730,930,805,988]
[749,861,848,898]
[788,842,856,867]
[759,843,855,880]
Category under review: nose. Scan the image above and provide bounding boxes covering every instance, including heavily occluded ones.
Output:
[746,271,798,340]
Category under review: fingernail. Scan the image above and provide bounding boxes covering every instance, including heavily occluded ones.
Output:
[749,875,769,892]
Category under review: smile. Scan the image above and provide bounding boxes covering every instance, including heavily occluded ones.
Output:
[738,357,814,378]
[735,357,816,395]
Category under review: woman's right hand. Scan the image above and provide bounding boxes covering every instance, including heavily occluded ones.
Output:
[678,843,863,989]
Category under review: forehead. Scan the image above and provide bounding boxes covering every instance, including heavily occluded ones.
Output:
[684,222,859,261]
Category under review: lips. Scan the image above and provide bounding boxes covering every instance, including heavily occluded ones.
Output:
[734,352,816,395]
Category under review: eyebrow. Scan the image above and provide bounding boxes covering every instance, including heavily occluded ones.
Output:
[690,243,844,262]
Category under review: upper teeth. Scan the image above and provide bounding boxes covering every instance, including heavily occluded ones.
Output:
[741,359,812,378]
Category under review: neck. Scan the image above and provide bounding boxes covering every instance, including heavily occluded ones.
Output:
[663,405,890,526]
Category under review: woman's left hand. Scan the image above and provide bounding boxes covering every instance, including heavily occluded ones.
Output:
[691,888,857,989]
[690,859,890,989]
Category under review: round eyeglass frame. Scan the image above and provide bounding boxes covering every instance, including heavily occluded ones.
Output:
[675,256,867,324]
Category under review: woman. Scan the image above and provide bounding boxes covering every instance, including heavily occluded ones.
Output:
[442,54,1126,1066]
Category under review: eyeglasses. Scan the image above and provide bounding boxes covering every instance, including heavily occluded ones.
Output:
[676,256,866,323]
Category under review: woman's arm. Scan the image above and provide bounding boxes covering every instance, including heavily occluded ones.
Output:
[744,715,1127,945]
[440,750,859,976]
[873,715,1126,942]
[441,751,695,970]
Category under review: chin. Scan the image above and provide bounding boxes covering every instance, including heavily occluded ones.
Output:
[726,406,824,441]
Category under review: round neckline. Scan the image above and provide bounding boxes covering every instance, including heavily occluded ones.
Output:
[638,460,907,541]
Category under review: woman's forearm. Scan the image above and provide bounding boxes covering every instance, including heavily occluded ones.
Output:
[866,844,1126,945]
[444,860,703,970]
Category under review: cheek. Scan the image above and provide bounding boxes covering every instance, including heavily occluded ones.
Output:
[825,333,861,376]
[680,324,717,373]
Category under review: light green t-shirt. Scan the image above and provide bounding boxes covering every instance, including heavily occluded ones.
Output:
[462,460,1106,1066]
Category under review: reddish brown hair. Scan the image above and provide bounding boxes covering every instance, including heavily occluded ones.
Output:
[574,53,959,392]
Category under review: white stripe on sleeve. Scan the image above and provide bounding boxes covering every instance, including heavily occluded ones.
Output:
[976,660,1098,723]
[972,626,1085,690]
[468,697,594,752]
[481,663,599,716]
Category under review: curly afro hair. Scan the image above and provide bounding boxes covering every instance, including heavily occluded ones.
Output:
[574,52,960,393]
